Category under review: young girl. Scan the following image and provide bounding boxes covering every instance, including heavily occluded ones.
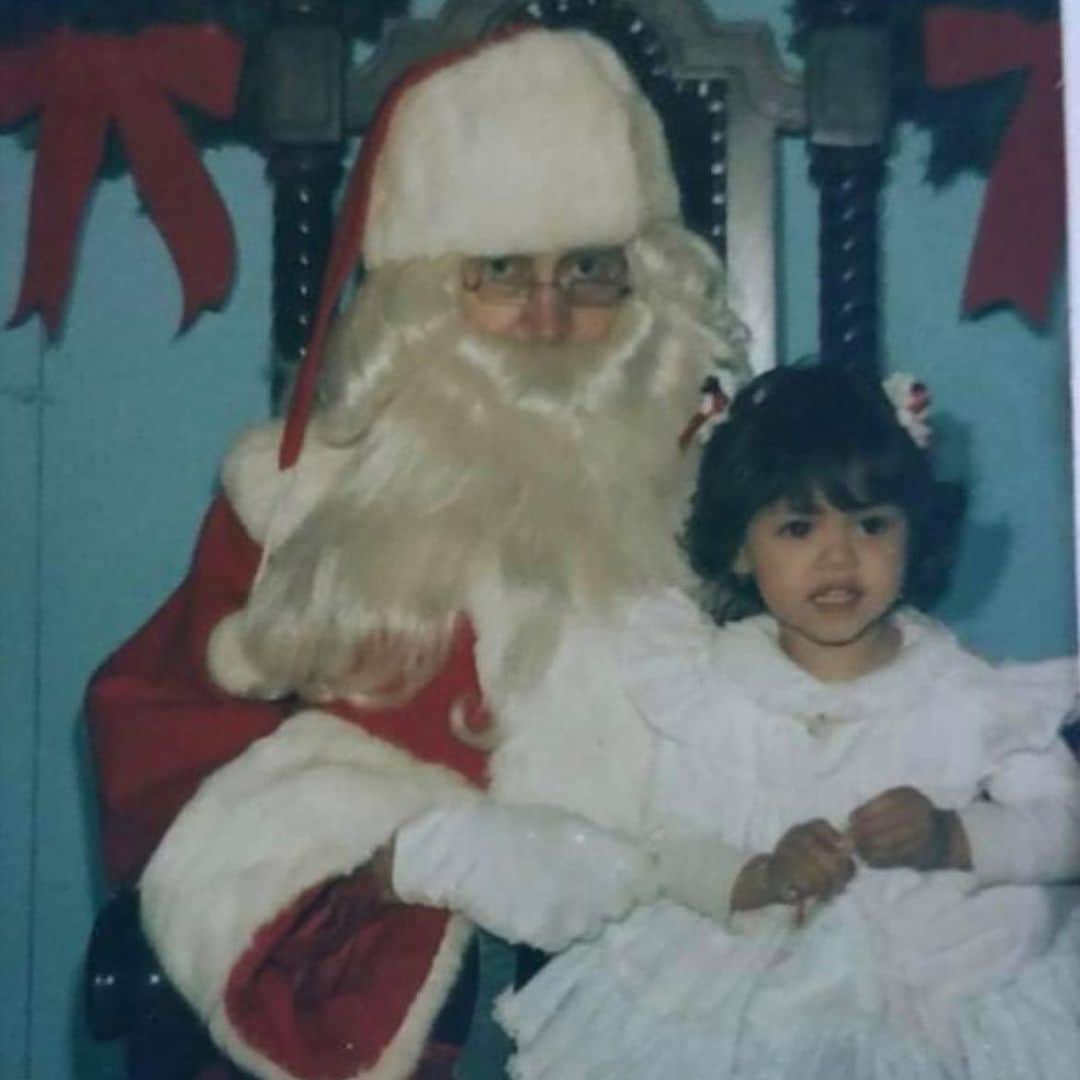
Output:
[497,365,1080,1079]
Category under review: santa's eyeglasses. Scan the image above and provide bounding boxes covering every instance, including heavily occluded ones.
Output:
[460,248,631,308]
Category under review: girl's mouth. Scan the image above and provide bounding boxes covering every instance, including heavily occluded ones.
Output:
[809,585,862,607]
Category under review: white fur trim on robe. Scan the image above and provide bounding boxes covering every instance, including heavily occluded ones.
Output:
[140,709,477,1080]
[220,419,350,546]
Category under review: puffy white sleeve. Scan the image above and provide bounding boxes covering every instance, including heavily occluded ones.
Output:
[960,658,1080,887]
[650,829,757,921]
[619,590,758,919]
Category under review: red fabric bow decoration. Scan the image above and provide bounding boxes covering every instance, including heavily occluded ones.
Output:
[924,9,1064,326]
[0,25,243,338]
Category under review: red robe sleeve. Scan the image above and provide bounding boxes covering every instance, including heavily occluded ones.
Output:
[86,493,286,886]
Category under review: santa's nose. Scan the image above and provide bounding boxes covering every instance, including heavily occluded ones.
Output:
[518,282,573,343]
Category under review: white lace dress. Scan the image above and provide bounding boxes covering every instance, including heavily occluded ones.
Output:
[497,594,1080,1079]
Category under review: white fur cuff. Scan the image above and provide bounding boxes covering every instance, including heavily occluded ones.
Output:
[140,710,476,1071]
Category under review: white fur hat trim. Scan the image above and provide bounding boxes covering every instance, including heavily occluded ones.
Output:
[362,29,682,266]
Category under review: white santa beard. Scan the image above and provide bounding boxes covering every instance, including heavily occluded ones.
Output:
[244,221,746,698]
[246,300,708,698]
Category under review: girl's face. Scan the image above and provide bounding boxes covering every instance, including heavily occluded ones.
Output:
[735,493,909,682]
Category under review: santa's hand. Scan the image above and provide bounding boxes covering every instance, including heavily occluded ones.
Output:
[766,819,855,905]
[849,786,961,871]
[391,801,658,951]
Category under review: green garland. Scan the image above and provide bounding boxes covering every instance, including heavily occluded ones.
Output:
[790,0,1060,184]
[0,1,405,45]
[1,0,1061,184]
[0,1,407,173]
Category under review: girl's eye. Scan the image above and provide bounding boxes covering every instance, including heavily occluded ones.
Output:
[778,519,813,539]
[858,513,894,536]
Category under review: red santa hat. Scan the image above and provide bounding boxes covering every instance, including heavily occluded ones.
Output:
[279,26,682,469]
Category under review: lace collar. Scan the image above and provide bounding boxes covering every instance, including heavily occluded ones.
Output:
[709,608,967,723]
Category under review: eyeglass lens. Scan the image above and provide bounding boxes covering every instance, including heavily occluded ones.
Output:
[461,248,630,307]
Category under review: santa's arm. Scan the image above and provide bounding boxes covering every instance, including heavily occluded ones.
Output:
[85,461,476,1080]
[86,424,656,1079]
[139,707,477,1080]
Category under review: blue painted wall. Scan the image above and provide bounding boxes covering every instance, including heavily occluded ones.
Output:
[778,128,1074,661]
[1,139,274,1079]
[0,1,1072,1077]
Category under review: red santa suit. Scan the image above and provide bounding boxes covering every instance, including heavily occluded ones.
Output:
[88,418,668,1080]
[85,27,720,1080]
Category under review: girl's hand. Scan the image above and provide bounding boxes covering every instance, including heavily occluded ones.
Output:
[766,819,855,905]
[849,786,969,871]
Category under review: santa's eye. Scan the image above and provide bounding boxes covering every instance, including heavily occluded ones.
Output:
[560,247,628,284]
[568,253,599,278]
[482,256,527,281]
[461,255,536,297]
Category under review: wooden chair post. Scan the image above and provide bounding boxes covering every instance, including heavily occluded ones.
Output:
[803,0,891,374]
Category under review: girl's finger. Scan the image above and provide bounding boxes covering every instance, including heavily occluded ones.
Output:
[812,820,851,846]
[853,812,924,847]
[853,788,929,828]
[857,814,918,840]
[799,844,843,886]
[850,794,894,822]
[851,802,913,835]
[805,822,850,856]
[859,822,924,856]
[799,850,850,895]
[788,855,832,898]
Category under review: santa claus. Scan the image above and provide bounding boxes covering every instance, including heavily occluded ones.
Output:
[86,27,748,1080]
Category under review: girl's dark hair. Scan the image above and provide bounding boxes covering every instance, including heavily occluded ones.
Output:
[684,365,966,622]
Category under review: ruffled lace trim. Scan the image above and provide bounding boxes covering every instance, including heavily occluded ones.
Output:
[618,594,1074,758]
[499,902,1080,1080]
